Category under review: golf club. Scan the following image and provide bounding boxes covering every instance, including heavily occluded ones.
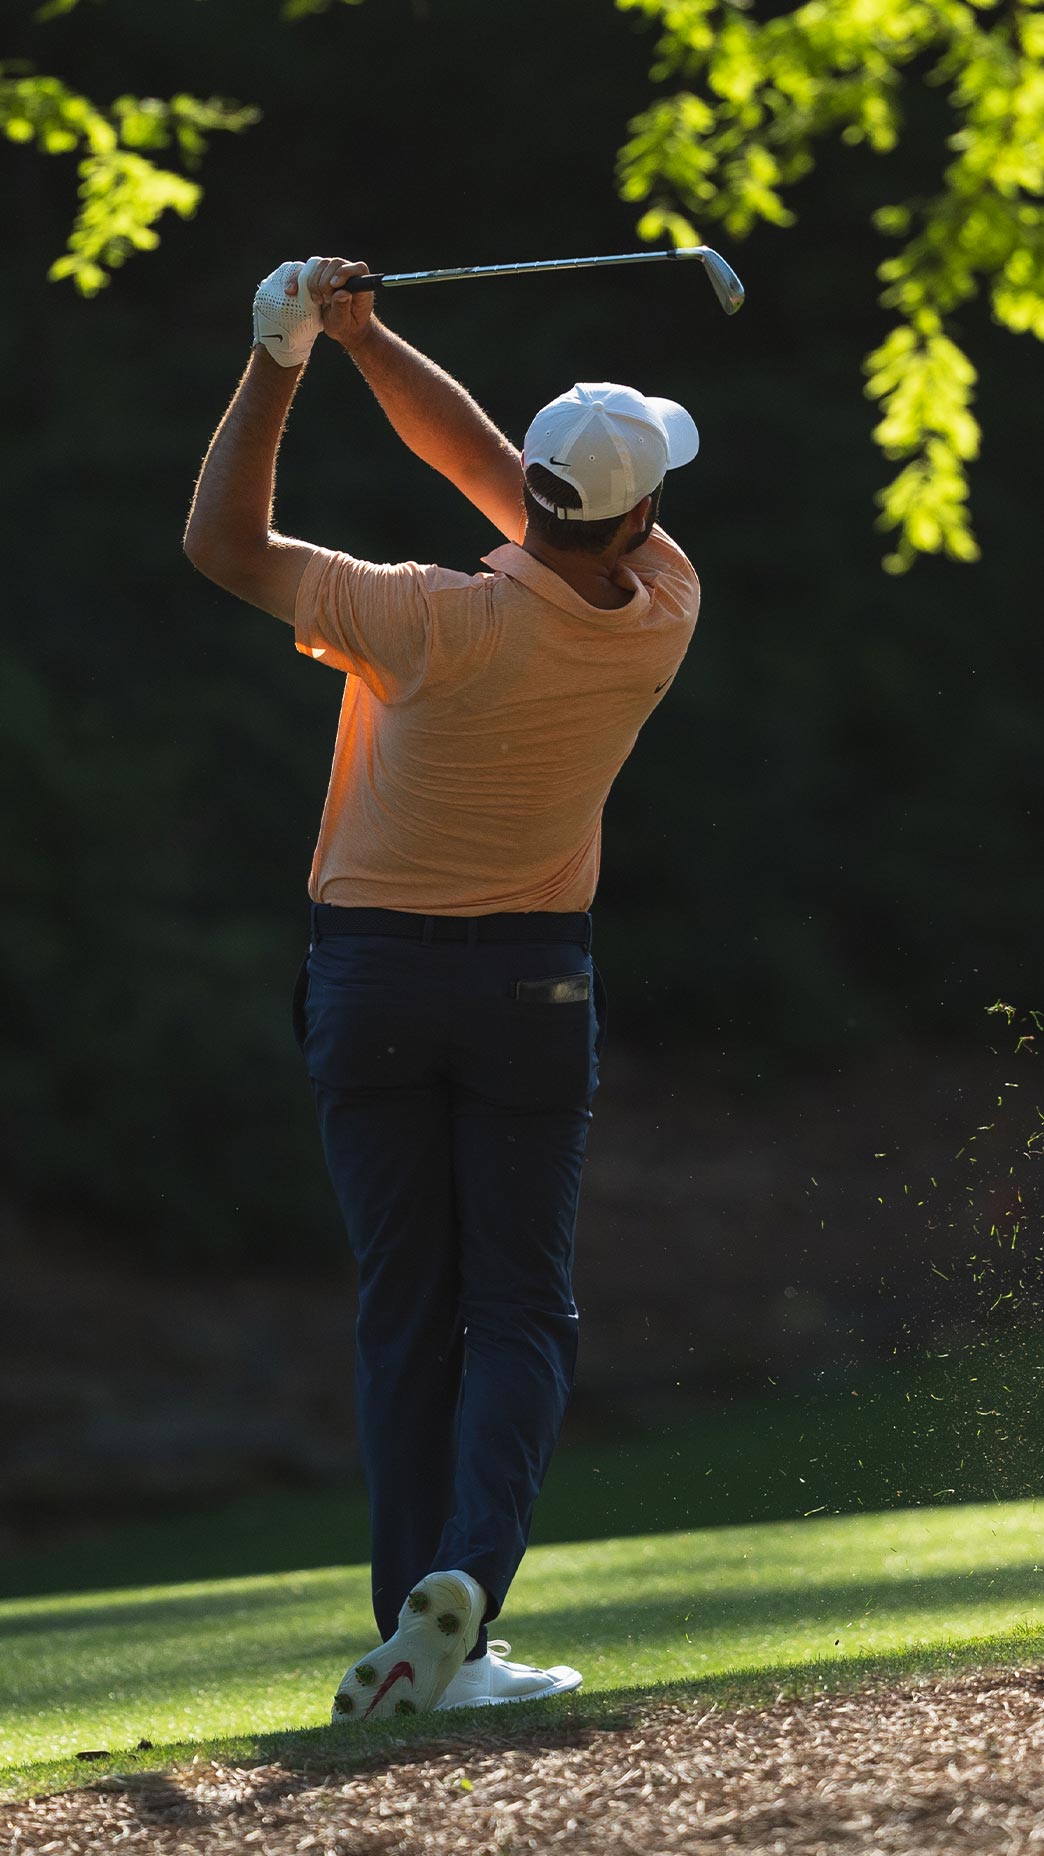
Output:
[337,246,745,315]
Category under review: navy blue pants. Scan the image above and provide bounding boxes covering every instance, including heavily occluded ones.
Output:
[293,905,606,1660]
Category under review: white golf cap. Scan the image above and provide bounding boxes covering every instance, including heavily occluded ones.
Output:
[523,381,699,522]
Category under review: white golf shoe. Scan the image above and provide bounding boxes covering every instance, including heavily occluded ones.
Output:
[434,1639,583,1710]
[331,1569,486,1724]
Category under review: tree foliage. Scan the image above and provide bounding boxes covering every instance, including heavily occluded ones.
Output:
[0,62,257,293]
[2,0,261,296]
[617,0,1044,569]
[3,0,1040,1259]
[7,0,1044,564]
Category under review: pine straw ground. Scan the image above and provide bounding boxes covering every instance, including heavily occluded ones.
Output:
[7,1667,1044,1856]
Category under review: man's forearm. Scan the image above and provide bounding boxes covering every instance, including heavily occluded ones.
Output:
[184,347,303,565]
[346,320,524,538]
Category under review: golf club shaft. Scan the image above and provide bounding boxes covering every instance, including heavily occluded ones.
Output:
[337,246,745,313]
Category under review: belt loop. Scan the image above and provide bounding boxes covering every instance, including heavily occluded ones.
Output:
[466,916,479,949]
[421,915,436,945]
[310,901,322,946]
[582,912,592,955]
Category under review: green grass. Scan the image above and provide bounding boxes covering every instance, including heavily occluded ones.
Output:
[4,1497,1044,1803]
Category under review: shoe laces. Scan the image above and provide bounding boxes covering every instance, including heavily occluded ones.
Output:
[487,1639,512,1659]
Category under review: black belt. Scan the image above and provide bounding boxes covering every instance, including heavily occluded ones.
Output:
[311,904,591,949]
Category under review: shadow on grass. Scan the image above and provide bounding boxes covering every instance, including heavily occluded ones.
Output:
[7,1556,1044,1717]
[7,1619,1044,1808]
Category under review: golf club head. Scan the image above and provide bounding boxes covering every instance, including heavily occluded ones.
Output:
[700,248,745,315]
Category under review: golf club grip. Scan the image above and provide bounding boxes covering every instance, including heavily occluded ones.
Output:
[336,273,385,293]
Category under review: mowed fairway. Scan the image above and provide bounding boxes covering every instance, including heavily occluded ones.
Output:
[3,1498,1044,1801]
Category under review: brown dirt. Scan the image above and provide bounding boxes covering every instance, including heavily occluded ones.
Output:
[6,1667,1044,1854]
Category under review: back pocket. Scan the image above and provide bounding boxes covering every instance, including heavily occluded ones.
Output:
[512,973,591,1004]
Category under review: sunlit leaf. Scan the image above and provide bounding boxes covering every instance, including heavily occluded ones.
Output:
[616,0,1044,566]
[1,63,260,291]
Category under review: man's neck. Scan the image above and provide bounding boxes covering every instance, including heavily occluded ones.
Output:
[521,534,633,611]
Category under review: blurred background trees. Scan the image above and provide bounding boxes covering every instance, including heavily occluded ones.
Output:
[2,0,1041,1262]
[619,0,1044,571]
[12,0,1044,570]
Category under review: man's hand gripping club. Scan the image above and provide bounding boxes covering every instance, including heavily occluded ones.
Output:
[252,256,375,366]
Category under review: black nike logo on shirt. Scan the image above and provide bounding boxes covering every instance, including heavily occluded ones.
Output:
[654,675,674,693]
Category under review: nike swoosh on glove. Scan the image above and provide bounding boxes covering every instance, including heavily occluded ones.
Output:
[252,259,323,367]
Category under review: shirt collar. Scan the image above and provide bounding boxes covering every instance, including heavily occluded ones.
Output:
[481,542,650,624]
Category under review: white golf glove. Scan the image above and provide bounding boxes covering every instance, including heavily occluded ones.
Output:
[252,258,324,367]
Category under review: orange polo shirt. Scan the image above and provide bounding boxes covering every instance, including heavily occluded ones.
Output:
[293,526,700,915]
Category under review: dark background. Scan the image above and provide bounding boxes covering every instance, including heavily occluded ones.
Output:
[2,0,1042,1561]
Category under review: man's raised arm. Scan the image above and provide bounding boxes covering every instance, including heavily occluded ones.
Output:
[183,344,318,623]
[184,255,526,626]
[296,257,525,544]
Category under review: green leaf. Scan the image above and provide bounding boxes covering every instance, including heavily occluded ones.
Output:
[637,205,700,245]
[47,251,107,294]
[41,125,78,153]
[873,204,913,236]
[1,68,261,292]
[616,0,1044,567]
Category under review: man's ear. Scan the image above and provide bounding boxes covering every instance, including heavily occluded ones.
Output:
[620,494,654,554]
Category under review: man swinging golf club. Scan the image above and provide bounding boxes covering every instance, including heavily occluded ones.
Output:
[184,254,702,1721]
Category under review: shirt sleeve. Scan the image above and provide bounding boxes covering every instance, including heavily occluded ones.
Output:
[293,546,434,704]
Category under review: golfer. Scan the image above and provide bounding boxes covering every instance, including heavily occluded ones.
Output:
[184,255,701,1722]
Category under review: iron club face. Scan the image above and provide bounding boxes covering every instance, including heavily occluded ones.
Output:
[696,248,745,316]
